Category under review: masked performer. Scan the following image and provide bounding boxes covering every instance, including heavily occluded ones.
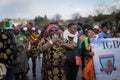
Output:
[0,18,17,80]
[37,23,78,80]
[26,22,40,77]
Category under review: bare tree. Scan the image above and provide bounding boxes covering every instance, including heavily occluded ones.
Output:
[112,0,120,13]
[54,13,62,20]
[72,12,81,20]
[94,4,111,15]
[44,15,48,20]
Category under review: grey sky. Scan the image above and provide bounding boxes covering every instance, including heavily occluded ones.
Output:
[0,0,119,20]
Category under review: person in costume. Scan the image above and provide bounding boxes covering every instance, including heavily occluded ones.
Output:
[13,26,27,44]
[81,28,96,80]
[13,26,30,53]
[13,26,29,79]
[0,18,18,80]
[37,23,77,80]
[26,22,40,77]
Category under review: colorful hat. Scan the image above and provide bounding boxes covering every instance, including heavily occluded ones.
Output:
[110,23,116,30]
[30,32,40,41]
[2,18,14,30]
[44,24,59,37]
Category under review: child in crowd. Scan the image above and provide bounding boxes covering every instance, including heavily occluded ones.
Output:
[13,44,28,80]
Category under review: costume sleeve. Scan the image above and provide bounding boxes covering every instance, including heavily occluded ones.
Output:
[37,38,46,52]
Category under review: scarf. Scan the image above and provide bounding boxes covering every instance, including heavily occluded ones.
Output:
[63,29,78,43]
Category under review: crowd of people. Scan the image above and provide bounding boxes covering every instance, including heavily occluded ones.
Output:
[0,18,120,80]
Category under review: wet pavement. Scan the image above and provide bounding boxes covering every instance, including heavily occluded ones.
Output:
[26,53,82,80]
[27,56,42,80]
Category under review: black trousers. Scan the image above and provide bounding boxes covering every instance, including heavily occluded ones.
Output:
[64,62,79,80]
[32,58,36,76]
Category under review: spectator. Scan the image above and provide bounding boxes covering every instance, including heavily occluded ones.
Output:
[81,28,96,80]
[13,44,28,80]
[63,23,79,80]
[98,22,112,38]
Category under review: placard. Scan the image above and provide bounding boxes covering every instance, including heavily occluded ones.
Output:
[90,38,120,80]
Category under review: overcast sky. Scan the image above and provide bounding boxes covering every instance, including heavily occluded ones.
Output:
[0,0,119,20]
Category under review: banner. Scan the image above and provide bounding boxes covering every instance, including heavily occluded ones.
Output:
[90,38,120,80]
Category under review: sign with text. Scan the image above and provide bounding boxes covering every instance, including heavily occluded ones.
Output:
[90,38,120,80]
